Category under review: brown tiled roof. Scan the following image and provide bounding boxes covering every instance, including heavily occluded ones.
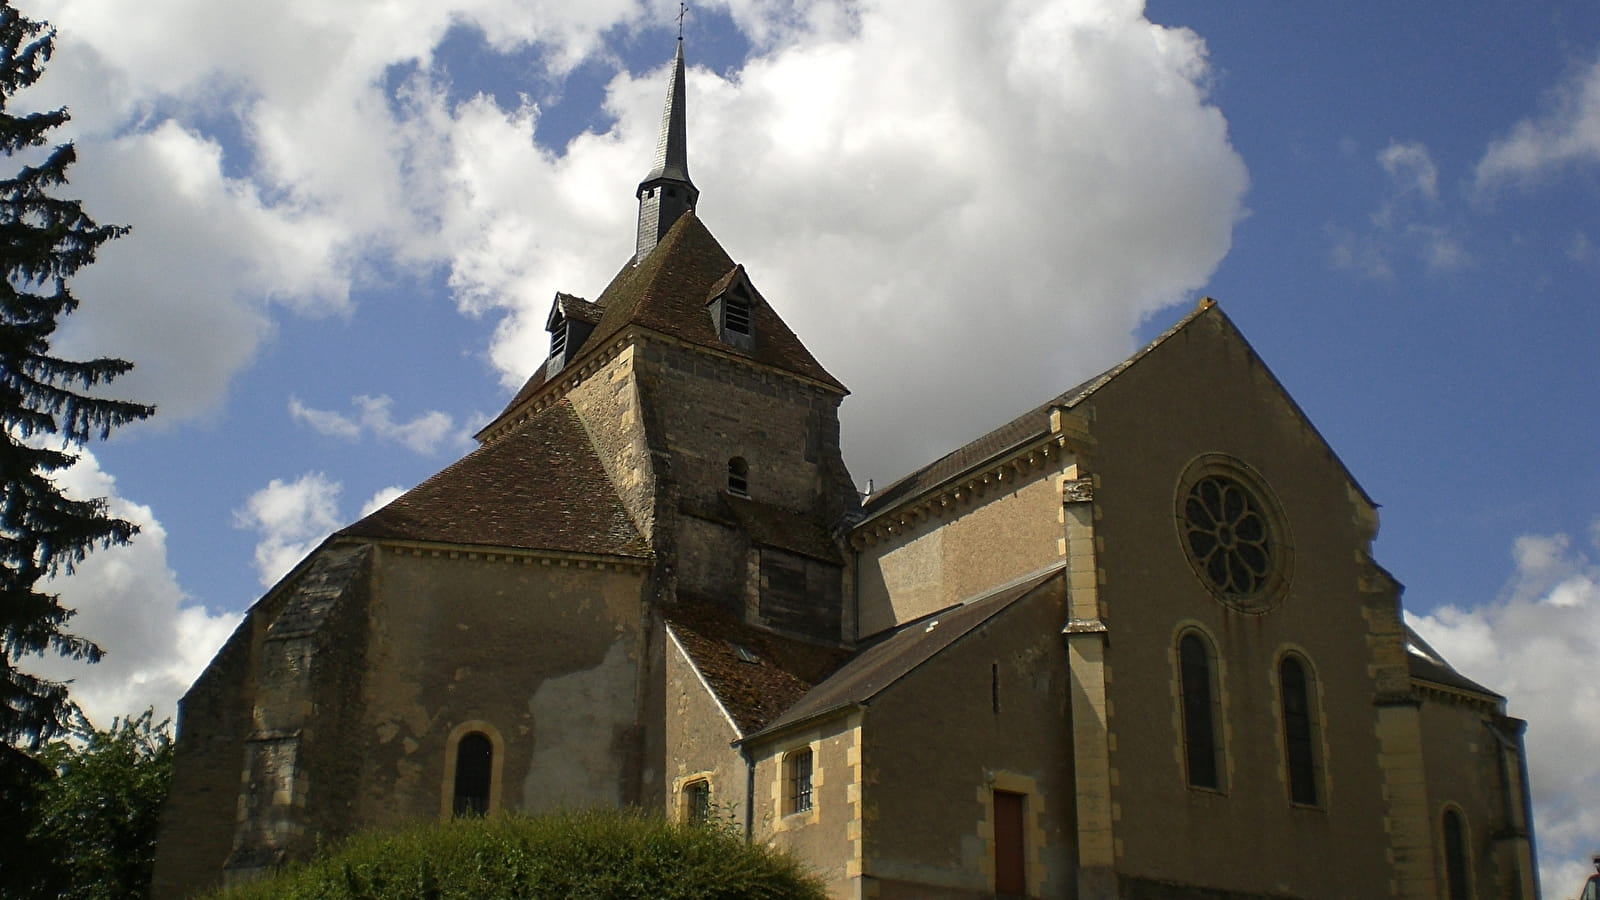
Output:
[664,599,853,735]
[547,292,604,328]
[341,400,648,558]
[484,213,845,436]
[748,567,1065,740]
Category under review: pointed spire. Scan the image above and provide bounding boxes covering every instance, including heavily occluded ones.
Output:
[635,38,699,264]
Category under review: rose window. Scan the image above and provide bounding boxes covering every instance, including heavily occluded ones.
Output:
[1175,457,1290,612]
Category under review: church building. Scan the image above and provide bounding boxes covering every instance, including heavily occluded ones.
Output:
[153,41,1538,900]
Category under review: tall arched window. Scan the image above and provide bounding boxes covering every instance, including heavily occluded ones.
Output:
[453,732,493,816]
[1443,808,1471,900]
[1280,655,1319,805]
[1178,631,1221,789]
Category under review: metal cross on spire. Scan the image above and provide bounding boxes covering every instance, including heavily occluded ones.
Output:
[677,3,688,40]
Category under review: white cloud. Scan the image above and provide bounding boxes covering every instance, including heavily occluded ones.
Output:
[1477,54,1600,187]
[234,472,344,587]
[1332,140,1469,280]
[1379,141,1439,201]
[1408,518,1600,895]
[21,450,239,730]
[360,485,408,518]
[290,394,464,454]
[16,0,1249,485]
[420,0,1249,483]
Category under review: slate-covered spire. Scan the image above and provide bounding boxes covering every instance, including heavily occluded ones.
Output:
[635,39,699,264]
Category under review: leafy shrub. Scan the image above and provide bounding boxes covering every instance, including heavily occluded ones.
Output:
[207,809,827,900]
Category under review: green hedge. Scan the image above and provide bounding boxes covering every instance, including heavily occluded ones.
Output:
[207,810,827,900]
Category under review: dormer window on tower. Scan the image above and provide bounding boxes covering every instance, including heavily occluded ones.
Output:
[544,293,601,379]
[707,266,758,351]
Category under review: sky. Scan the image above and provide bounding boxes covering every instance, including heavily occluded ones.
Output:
[12,0,1599,890]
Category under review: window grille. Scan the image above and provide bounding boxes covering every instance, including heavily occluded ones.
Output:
[684,779,711,826]
[788,749,813,813]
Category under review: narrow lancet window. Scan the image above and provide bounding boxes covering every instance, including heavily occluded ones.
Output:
[1179,631,1220,789]
[728,457,749,496]
[1443,809,1470,900]
[452,732,493,816]
[1280,655,1318,805]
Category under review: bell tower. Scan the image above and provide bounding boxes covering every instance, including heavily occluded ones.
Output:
[635,38,699,263]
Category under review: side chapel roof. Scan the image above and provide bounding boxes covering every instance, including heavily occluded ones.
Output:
[342,399,647,558]
[664,567,1063,739]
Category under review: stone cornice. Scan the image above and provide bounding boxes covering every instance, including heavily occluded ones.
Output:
[851,435,1075,549]
[331,536,653,571]
[1412,678,1505,714]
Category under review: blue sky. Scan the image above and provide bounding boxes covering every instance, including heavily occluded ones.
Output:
[18,0,1599,889]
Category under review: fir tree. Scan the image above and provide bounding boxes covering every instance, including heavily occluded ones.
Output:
[0,2,153,749]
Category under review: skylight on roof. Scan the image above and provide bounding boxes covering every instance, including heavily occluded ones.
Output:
[733,644,760,664]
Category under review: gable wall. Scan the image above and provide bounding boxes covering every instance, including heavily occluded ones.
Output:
[354,547,652,828]
[860,577,1077,899]
[662,624,745,827]
[1084,310,1397,897]
[856,456,1072,637]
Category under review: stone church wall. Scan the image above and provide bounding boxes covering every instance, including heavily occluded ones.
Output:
[750,714,862,900]
[639,340,849,521]
[353,547,652,827]
[1417,698,1536,899]
[856,459,1070,637]
[151,603,276,898]
[661,622,745,825]
[564,345,659,542]
[860,576,1076,899]
[1083,312,1395,898]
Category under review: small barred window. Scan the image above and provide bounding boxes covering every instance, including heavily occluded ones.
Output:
[786,748,813,814]
[728,457,749,496]
[684,779,711,826]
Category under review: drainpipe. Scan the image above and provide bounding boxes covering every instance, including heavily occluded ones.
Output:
[738,742,756,842]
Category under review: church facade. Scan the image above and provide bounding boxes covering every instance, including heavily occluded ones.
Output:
[152,42,1538,900]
